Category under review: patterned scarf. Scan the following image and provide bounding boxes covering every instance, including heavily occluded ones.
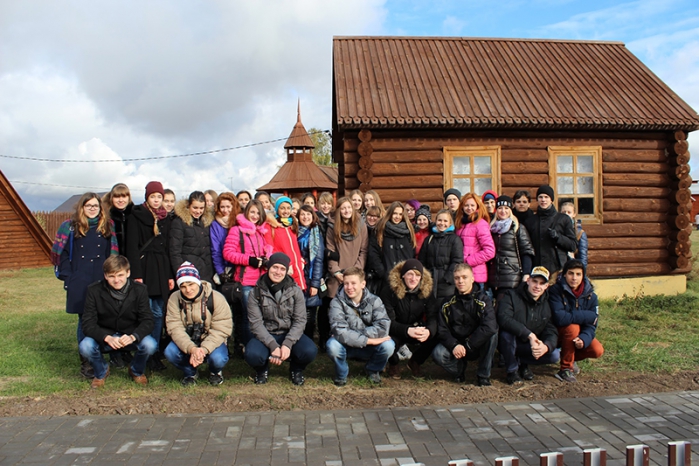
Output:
[490,218,513,235]
[51,220,74,266]
[278,216,294,227]
[298,225,322,267]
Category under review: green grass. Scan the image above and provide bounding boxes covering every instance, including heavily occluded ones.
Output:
[2,233,699,396]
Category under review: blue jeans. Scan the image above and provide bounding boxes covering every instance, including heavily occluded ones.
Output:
[79,335,157,379]
[76,315,85,345]
[245,334,317,372]
[432,333,497,379]
[499,330,561,373]
[239,286,254,345]
[149,297,164,351]
[326,337,395,380]
[164,341,229,377]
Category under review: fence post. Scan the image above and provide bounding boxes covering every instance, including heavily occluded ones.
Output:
[584,448,607,466]
[495,456,519,466]
[627,445,650,466]
[540,452,563,466]
[668,441,691,466]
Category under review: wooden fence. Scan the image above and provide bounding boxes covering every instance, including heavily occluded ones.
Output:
[32,211,71,241]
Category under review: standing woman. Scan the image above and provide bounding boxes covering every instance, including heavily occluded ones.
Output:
[316,191,334,240]
[488,195,535,300]
[419,209,463,300]
[414,205,432,255]
[237,190,252,211]
[363,190,385,217]
[126,181,174,371]
[102,183,133,255]
[367,201,416,291]
[296,205,325,339]
[163,189,177,215]
[323,197,369,347]
[52,193,119,377]
[455,193,496,290]
[204,190,218,213]
[223,199,273,353]
[349,189,365,216]
[264,196,306,291]
[170,191,215,284]
[301,192,316,209]
[404,199,420,226]
[210,192,241,286]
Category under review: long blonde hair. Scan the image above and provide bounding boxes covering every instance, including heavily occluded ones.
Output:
[73,192,112,238]
[489,205,520,231]
[333,197,361,243]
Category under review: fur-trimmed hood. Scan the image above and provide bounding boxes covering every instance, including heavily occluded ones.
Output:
[174,199,214,227]
[265,212,281,228]
[388,260,433,300]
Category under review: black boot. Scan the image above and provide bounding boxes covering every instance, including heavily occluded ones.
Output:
[80,355,94,379]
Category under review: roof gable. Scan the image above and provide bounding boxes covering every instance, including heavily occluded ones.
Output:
[333,37,699,131]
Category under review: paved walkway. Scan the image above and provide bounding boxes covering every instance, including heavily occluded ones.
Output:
[0,391,698,466]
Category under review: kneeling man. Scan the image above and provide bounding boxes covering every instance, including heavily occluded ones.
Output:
[432,263,497,386]
[165,262,232,386]
[497,266,560,385]
[245,253,318,385]
[327,267,394,385]
[79,255,157,389]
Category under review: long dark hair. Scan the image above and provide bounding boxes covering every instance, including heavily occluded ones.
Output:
[375,201,416,248]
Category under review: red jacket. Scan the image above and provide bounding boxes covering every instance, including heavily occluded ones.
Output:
[264,215,307,291]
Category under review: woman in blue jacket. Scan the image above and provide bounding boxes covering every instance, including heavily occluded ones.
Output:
[296,205,325,340]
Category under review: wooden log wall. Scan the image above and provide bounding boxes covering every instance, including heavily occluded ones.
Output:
[0,192,53,270]
[338,129,691,279]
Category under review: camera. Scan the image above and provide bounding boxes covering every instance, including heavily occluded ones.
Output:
[186,323,204,345]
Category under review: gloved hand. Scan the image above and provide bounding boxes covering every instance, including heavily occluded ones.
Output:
[548,228,559,241]
[326,250,340,262]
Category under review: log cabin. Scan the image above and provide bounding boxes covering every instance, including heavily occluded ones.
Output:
[331,37,699,296]
[0,170,52,270]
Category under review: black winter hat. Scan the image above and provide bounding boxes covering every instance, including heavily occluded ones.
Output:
[415,204,432,222]
[443,188,462,203]
[496,195,513,209]
[401,259,424,276]
[537,185,555,202]
[267,252,290,270]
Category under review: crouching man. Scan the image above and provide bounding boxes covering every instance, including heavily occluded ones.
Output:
[79,255,157,389]
[432,263,497,386]
[327,267,394,386]
[549,259,604,383]
[165,262,232,386]
[245,253,318,386]
[497,266,560,385]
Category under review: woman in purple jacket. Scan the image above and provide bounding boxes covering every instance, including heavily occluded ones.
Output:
[210,192,240,286]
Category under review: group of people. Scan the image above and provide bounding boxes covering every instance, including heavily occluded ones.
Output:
[52,182,602,389]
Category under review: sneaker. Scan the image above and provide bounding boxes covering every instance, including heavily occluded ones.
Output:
[110,352,126,369]
[573,362,581,375]
[396,344,413,361]
[333,377,347,387]
[367,371,382,384]
[407,359,422,378]
[128,367,148,386]
[387,364,401,379]
[519,364,534,381]
[555,369,577,383]
[90,367,110,389]
[290,370,305,386]
[181,374,198,387]
[506,371,523,385]
[208,371,224,386]
[254,370,268,385]
[476,376,492,387]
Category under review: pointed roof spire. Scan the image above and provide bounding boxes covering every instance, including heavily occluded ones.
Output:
[284,99,315,149]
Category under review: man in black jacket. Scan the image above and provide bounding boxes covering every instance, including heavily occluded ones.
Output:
[79,255,157,389]
[432,263,498,386]
[496,266,560,385]
[523,185,577,274]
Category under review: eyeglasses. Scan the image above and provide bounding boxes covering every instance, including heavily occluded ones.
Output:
[84,204,100,210]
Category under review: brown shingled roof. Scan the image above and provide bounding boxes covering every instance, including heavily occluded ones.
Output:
[257,156,337,192]
[333,37,699,131]
[284,101,315,149]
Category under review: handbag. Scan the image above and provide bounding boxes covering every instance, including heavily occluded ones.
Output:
[221,229,246,304]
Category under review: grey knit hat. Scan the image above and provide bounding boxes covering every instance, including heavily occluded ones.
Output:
[415,204,432,222]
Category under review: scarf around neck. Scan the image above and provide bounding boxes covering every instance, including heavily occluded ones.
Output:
[385,221,410,238]
[490,218,513,235]
[278,216,294,227]
[108,279,131,302]
[298,225,321,265]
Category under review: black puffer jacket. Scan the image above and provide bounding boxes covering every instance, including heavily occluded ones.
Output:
[367,223,415,278]
[435,287,497,352]
[380,261,437,340]
[418,228,463,299]
[170,200,214,283]
[488,222,535,290]
[126,204,173,298]
[496,283,558,351]
[523,206,576,273]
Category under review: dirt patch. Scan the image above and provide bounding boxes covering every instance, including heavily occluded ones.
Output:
[2,368,698,417]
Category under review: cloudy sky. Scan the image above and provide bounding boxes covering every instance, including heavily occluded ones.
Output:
[1,0,698,210]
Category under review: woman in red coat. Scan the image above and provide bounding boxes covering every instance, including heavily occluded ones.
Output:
[264,196,306,291]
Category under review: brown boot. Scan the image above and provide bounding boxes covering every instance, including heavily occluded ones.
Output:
[90,367,110,389]
[129,367,148,386]
[408,359,422,378]
[387,364,401,379]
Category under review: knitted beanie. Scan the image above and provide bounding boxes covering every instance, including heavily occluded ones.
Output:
[415,204,432,222]
[496,195,513,209]
[274,196,293,214]
[176,261,201,287]
[443,188,461,203]
[401,259,424,276]
[537,185,555,202]
[267,252,290,270]
[145,181,164,200]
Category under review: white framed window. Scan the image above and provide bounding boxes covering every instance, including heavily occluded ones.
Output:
[548,146,603,222]
[443,146,501,196]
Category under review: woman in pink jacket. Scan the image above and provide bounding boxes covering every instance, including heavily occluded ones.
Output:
[455,193,496,288]
[223,199,273,352]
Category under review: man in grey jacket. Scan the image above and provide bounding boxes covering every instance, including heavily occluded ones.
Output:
[245,253,318,386]
[327,267,395,385]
